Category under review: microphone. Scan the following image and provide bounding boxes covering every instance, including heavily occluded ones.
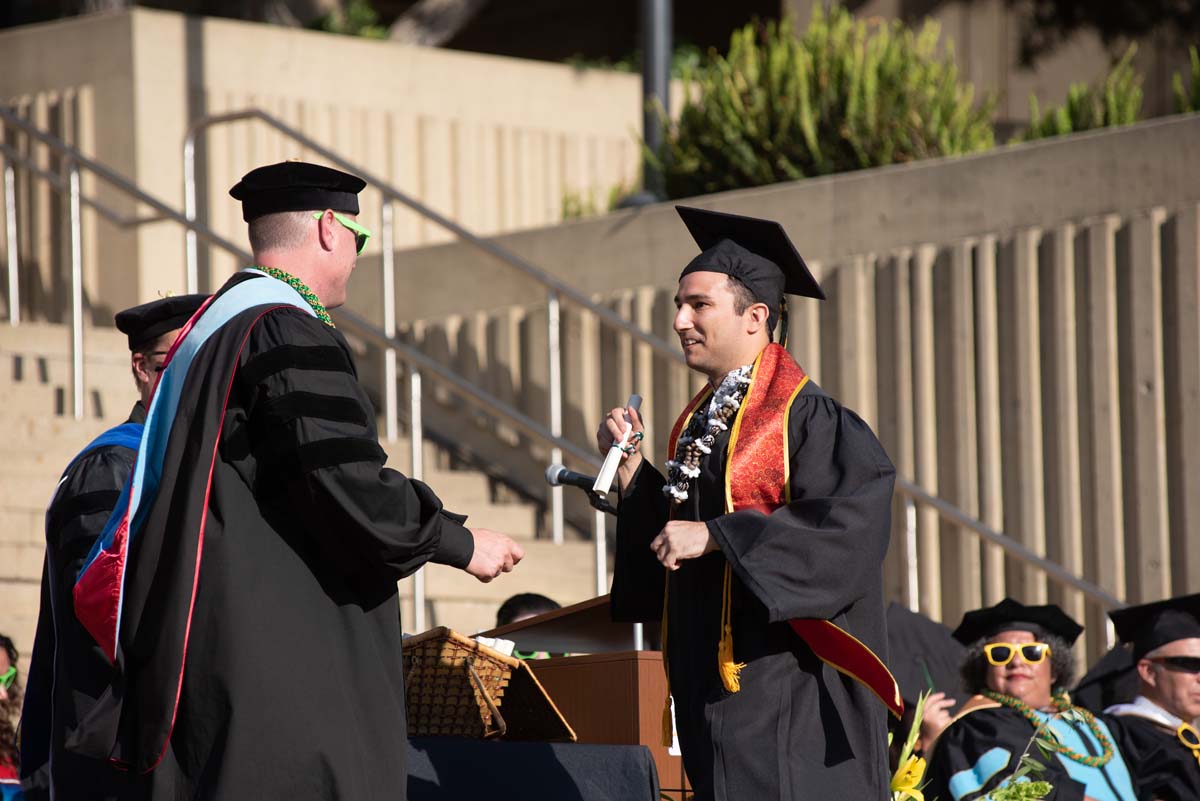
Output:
[544,464,619,515]
[544,464,600,492]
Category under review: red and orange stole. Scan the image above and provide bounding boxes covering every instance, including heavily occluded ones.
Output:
[662,343,903,723]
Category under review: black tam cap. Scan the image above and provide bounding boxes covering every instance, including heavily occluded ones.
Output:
[229,161,366,223]
[952,597,1084,646]
[114,294,208,351]
[676,206,824,336]
[1109,594,1200,660]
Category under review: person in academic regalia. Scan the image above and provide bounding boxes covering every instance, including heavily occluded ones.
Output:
[600,207,902,801]
[64,161,526,800]
[19,293,207,801]
[1103,595,1200,801]
[926,598,1139,801]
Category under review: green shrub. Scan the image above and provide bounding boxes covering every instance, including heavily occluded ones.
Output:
[1173,45,1200,113]
[650,6,995,199]
[1020,45,1142,141]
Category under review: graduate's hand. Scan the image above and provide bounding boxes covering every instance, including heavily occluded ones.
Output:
[465,528,525,583]
[596,405,646,493]
[651,521,718,570]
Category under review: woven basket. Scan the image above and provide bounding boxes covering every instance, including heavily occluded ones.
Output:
[403,627,521,738]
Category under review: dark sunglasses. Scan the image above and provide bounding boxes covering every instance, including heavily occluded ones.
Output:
[1148,655,1200,674]
[148,350,170,374]
[983,642,1052,666]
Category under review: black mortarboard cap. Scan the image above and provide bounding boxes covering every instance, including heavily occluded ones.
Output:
[951,597,1084,646]
[114,294,208,351]
[1109,594,1200,660]
[229,161,366,223]
[677,205,824,306]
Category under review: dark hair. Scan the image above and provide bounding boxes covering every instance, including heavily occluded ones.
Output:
[496,593,560,628]
[960,632,1077,697]
[725,275,774,343]
[248,210,311,253]
[0,634,19,770]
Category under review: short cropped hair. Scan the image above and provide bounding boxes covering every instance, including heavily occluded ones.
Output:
[960,632,1077,696]
[496,593,560,628]
[727,275,774,342]
[248,210,312,253]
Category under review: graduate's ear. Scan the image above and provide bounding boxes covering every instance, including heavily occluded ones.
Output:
[744,301,770,335]
[1136,657,1159,689]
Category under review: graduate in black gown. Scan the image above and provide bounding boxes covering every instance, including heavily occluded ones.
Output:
[1103,595,1200,801]
[601,207,901,801]
[20,294,207,801]
[66,162,526,800]
[926,599,1138,801]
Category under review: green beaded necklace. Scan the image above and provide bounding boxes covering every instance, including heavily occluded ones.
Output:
[255,266,334,328]
[982,688,1114,767]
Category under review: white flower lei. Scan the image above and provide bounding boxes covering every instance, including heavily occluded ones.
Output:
[662,364,753,504]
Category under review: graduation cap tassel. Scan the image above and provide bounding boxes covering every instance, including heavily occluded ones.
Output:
[778,296,790,350]
[718,564,746,693]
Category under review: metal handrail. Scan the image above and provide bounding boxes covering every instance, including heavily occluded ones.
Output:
[894,478,1124,613]
[1,111,613,627]
[182,108,684,362]
[183,107,682,545]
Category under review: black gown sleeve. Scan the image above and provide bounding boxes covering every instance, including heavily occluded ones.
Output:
[235,309,474,582]
[610,460,669,622]
[707,394,895,622]
[926,709,1086,801]
[21,444,136,794]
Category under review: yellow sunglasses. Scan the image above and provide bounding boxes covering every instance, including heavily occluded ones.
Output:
[313,211,372,254]
[983,642,1052,666]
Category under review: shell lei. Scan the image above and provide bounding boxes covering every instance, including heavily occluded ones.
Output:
[662,364,753,505]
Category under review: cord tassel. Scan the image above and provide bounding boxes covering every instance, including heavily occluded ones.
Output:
[718,564,745,693]
[661,696,674,747]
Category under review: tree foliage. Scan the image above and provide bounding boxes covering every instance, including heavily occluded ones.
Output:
[650,6,995,200]
[1020,44,1143,140]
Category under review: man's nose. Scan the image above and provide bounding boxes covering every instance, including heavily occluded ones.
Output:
[674,307,691,332]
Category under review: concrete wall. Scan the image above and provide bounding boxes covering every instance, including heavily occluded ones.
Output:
[363,115,1200,653]
[0,8,645,317]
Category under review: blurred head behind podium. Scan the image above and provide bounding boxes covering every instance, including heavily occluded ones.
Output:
[496,593,561,628]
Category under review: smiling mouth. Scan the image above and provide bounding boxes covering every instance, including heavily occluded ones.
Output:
[680,339,702,348]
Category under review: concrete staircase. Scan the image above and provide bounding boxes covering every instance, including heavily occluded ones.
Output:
[0,321,603,675]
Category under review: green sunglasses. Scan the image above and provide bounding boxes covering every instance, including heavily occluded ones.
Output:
[313,211,372,255]
[0,666,15,690]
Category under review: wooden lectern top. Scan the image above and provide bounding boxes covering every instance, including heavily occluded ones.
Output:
[480,594,644,654]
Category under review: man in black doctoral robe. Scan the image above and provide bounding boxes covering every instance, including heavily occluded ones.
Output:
[20,293,207,801]
[601,207,900,801]
[1104,595,1200,801]
[67,162,526,800]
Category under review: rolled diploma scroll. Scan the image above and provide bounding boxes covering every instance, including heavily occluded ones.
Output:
[592,394,643,495]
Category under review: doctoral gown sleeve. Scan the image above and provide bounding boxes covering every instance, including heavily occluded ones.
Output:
[707,393,895,622]
[610,460,669,622]
[234,309,474,582]
[926,709,1086,801]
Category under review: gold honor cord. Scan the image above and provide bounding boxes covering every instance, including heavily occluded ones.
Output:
[1178,721,1200,767]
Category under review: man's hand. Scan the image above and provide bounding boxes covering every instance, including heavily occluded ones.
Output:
[595,405,646,493]
[465,528,525,583]
[650,521,718,570]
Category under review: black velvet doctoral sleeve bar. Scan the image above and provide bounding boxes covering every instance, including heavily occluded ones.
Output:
[707,391,895,623]
[611,460,669,623]
[235,309,474,580]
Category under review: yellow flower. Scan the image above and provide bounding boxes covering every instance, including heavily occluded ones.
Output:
[891,754,927,801]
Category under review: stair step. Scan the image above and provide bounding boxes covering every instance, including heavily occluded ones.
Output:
[0,321,128,358]
[0,541,46,577]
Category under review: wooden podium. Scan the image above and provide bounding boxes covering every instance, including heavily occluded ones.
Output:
[481,595,689,795]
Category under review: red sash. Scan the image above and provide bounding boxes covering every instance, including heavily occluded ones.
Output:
[666,343,903,718]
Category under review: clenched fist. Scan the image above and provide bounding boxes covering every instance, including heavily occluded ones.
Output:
[650,520,718,570]
[465,527,525,583]
[594,404,646,494]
